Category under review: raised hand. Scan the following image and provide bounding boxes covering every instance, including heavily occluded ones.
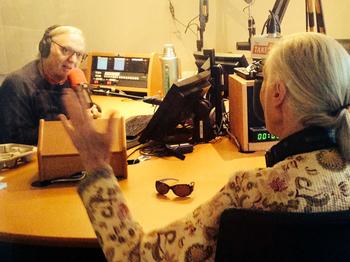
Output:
[59,88,117,172]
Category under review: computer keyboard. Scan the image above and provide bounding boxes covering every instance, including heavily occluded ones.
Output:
[126,115,153,138]
[125,114,153,149]
[125,115,153,150]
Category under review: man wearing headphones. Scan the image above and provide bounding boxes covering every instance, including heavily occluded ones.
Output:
[0,25,97,145]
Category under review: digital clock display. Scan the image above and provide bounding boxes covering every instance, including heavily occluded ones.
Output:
[249,127,279,143]
[256,132,278,141]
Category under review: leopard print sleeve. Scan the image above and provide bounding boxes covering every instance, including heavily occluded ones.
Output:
[78,149,350,261]
[77,165,252,262]
[78,166,144,261]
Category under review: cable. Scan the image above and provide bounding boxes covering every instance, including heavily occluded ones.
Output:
[127,145,145,159]
[261,10,281,35]
[168,0,175,19]
[241,0,256,44]
[225,127,242,151]
[168,0,198,36]
[222,106,241,150]
[184,16,200,34]
[139,142,170,157]
[242,0,255,15]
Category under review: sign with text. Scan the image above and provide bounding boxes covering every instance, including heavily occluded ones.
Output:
[251,35,281,60]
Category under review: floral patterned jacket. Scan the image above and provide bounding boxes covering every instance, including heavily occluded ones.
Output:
[78,148,350,262]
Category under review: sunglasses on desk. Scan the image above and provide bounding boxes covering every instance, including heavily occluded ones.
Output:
[155,178,195,197]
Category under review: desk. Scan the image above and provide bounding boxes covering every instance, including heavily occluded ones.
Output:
[0,96,266,247]
[91,95,156,119]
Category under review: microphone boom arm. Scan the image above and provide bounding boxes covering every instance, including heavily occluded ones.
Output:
[197,0,209,51]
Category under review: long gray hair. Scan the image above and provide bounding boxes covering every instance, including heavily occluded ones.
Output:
[264,32,350,161]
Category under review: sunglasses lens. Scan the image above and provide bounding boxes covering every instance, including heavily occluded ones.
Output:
[172,184,193,197]
[156,181,169,195]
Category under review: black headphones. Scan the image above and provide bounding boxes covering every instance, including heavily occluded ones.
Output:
[39,25,62,58]
[196,98,212,117]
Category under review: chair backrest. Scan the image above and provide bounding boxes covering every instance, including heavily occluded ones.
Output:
[215,208,350,262]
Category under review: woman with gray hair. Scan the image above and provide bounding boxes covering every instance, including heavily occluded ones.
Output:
[262,32,350,162]
[60,32,350,261]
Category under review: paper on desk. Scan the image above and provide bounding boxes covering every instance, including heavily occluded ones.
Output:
[0,176,6,190]
[0,182,7,190]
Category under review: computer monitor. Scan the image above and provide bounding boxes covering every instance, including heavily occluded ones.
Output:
[193,50,249,133]
[193,51,248,96]
[193,51,249,73]
[138,70,213,144]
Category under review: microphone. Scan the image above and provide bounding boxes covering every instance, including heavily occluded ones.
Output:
[68,68,94,107]
[199,0,209,30]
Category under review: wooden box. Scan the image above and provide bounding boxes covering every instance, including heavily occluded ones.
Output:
[229,74,278,152]
[37,117,127,181]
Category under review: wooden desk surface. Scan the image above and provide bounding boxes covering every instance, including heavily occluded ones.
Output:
[0,96,266,247]
[92,95,156,119]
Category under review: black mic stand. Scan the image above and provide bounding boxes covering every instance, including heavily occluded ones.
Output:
[237,2,256,51]
[197,27,204,52]
[211,64,224,134]
[197,0,208,51]
[202,49,225,136]
[192,97,215,143]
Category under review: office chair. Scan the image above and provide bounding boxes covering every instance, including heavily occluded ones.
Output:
[215,208,350,262]
[0,242,106,262]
